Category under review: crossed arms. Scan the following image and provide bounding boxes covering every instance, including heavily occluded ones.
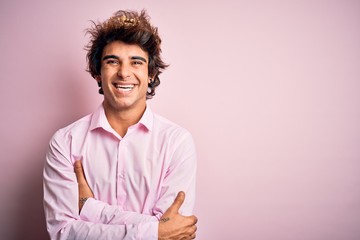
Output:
[43,130,198,239]
[75,161,197,239]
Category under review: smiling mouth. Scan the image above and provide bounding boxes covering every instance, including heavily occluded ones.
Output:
[114,83,135,92]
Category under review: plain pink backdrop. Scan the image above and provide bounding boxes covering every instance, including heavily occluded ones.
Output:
[1,0,359,239]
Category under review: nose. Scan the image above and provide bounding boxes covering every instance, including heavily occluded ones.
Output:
[117,63,131,79]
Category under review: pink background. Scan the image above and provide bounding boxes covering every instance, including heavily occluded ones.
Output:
[1,0,360,239]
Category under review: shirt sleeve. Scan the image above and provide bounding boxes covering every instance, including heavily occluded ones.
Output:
[80,198,157,224]
[43,130,158,240]
[152,130,197,218]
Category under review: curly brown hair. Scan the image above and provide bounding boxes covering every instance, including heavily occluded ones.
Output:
[85,10,168,99]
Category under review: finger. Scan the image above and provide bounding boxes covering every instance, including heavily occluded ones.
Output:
[168,191,185,214]
[187,231,196,240]
[193,215,198,224]
[74,160,86,184]
[186,215,198,225]
[188,223,197,235]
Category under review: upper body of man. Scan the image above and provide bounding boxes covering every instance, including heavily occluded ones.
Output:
[43,10,197,240]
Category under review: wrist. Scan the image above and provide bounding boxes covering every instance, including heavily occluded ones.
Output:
[80,197,89,205]
[79,197,89,212]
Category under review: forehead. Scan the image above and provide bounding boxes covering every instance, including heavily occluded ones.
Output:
[102,41,148,59]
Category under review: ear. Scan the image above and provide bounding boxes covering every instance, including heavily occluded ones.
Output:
[151,69,158,79]
[95,76,102,88]
[148,73,156,83]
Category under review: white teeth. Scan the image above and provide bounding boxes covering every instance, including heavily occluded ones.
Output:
[114,84,134,90]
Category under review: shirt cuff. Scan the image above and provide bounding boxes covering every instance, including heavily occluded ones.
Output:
[137,221,158,240]
[79,198,103,223]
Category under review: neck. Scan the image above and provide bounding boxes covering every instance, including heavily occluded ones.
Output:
[103,102,146,137]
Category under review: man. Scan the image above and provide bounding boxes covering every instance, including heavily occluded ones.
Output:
[43,10,198,239]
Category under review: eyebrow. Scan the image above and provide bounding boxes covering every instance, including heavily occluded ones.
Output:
[131,56,147,63]
[102,55,147,63]
[102,55,119,61]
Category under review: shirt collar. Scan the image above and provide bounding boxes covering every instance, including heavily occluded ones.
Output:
[138,105,153,131]
[89,103,153,132]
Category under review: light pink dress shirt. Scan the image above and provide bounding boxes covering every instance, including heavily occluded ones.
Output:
[43,104,197,240]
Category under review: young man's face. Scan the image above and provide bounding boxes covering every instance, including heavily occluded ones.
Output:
[97,41,150,113]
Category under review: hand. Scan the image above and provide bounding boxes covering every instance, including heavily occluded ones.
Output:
[158,191,198,240]
[74,160,94,213]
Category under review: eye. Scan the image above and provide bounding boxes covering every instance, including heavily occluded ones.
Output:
[105,59,119,65]
[132,60,144,66]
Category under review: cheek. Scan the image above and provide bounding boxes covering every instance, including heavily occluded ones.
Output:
[100,69,116,81]
[134,70,149,84]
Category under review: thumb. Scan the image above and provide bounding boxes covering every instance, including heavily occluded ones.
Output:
[168,191,185,214]
[74,160,86,184]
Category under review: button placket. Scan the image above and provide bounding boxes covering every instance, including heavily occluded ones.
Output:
[116,139,127,206]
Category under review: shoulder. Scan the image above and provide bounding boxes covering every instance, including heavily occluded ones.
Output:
[46,113,93,164]
[50,113,93,144]
[152,112,194,145]
[152,112,188,134]
[152,113,197,166]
